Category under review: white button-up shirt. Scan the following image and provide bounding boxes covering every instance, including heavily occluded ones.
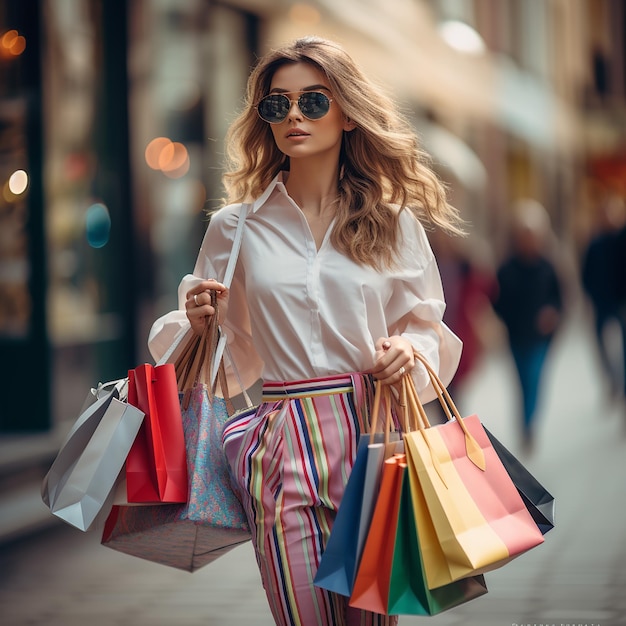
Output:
[149,173,461,402]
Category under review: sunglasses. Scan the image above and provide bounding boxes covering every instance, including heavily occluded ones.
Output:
[255,91,333,124]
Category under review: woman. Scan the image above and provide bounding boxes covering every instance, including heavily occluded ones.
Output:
[149,36,463,626]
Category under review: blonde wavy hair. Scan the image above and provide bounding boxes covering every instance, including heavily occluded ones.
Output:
[222,36,464,269]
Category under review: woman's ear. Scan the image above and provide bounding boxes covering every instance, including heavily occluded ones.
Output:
[343,117,357,132]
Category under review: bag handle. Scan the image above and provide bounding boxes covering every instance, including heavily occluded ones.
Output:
[175,294,237,414]
[176,292,220,388]
[174,202,252,413]
[90,378,128,401]
[368,374,427,444]
[399,373,449,487]
[216,202,254,410]
[398,374,428,431]
[212,203,250,383]
[409,352,486,471]
[369,382,394,444]
[224,342,254,409]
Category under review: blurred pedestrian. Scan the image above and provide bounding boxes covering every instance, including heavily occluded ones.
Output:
[612,199,626,410]
[581,195,626,399]
[148,36,462,626]
[493,200,563,451]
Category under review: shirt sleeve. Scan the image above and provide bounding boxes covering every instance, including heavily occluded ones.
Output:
[387,212,463,402]
[147,205,264,392]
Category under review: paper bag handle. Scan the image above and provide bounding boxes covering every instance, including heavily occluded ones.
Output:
[411,351,486,471]
[369,382,395,444]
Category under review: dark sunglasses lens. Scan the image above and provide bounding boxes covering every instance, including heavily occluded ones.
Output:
[299,92,330,119]
[257,95,290,123]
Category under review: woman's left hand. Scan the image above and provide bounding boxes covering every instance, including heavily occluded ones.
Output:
[369,335,415,385]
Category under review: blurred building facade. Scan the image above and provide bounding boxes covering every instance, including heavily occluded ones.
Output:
[0,0,624,441]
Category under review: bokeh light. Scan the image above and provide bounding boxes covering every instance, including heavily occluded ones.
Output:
[145,137,172,170]
[8,170,28,195]
[145,137,190,178]
[1,29,26,56]
[158,141,188,172]
[85,203,111,248]
[438,20,486,55]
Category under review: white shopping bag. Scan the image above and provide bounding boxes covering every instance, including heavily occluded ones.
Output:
[41,380,144,531]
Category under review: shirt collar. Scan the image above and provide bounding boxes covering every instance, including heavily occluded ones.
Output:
[250,171,288,213]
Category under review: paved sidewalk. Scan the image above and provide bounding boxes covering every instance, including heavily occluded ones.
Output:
[1,309,625,626]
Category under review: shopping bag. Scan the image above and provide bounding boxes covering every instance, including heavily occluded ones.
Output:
[349,454,405,613]
[403,353,545,589]
[356,387,404,560]
[485,428,555,534]
[314,383,401,596]
[102,295,251,571]
[123,362,188,503]
[350,453,488,615]
[101,386,250,571]
[41,380,144,531]
[349,377,489,617]
[387,457,488,616]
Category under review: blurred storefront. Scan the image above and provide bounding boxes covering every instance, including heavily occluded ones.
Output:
[0,0,48,431]
[0,0,624,435]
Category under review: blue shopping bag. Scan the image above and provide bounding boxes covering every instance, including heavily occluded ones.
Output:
[314,431,402,596]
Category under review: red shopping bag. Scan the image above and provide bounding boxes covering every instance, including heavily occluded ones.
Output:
[124,363,188,503]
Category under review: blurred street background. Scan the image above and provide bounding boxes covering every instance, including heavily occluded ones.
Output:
[1,1,626,625]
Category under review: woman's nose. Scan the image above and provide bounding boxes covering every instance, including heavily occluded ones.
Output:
[287,99,303,121]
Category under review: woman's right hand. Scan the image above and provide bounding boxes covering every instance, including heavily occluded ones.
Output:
[185,279,229,336]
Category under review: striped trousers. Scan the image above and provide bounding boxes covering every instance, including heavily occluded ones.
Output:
[223,374,399,626]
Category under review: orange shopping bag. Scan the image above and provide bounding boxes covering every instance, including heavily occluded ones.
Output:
[349,453,405,613]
